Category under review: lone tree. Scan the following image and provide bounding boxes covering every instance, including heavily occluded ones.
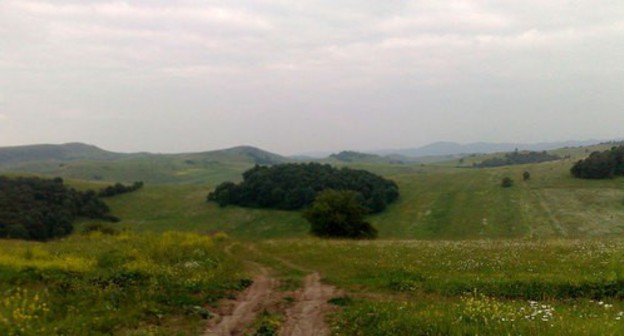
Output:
[523,171,531,181]
[501,177,514,188]
[303,189,377,239]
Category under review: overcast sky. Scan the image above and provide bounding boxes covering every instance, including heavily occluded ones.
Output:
[1,0,623,154]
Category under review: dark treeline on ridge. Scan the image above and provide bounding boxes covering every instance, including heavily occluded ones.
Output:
[208,163,399,213]
[571,146,624,179]
[0,176,121,241]
[98,181,144,197]
[475,150,561,168]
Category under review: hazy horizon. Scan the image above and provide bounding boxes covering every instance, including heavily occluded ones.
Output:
[2,1,623,155]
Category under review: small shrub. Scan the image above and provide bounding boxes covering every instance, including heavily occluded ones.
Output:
[523,171,531,181]
[501,177,514,188]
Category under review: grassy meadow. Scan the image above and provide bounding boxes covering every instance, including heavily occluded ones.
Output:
[0,231,245,335]
[3,146,624,335]
[254,238,624,335]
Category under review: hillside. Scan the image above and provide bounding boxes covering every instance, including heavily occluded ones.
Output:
[86,147,624,240]
[376,140,606,157]
[0,143,125,167]
[0,143,289,185]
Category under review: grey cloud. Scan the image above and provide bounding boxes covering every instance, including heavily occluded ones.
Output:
[1,0,623,153]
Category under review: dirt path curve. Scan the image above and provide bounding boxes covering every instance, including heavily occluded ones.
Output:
[205,265,278,336]
[279,272,338,336]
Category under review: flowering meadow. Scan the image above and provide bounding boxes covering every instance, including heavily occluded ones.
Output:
[0,231,244,335]
[257,238,624,335]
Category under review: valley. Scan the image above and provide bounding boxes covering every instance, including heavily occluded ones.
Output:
[2,142,624,335]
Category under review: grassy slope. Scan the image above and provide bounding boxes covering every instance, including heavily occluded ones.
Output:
[100,185,308,239]
[83,156,624,241]
[0,145,287,185]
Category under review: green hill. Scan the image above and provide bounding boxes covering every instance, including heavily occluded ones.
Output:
[0,143,289,185]
[0,143,125,166]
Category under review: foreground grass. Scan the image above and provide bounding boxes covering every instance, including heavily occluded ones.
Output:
[0,232,246,335]
[257,238,624,335]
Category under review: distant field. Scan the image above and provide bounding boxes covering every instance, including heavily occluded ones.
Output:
[78,156,624,241]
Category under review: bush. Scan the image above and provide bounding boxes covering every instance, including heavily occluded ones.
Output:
[501,177,513,188]
[303,190,377,239]
[523,171,531,181]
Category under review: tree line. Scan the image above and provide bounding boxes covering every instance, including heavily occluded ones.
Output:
[207,163,399,213]
[0,177,141,241]
[98,181,144,197]
[571,146,624,179]
[475,150,561,168]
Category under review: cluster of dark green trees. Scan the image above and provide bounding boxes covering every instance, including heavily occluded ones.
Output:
[475,150,560,168]
[98,181,144,197]
[208,163,399,213]
[0,177,120,241]
[571,146,624,179]
[304,190,378,239]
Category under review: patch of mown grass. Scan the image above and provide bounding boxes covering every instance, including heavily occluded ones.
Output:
[0,232,245,335]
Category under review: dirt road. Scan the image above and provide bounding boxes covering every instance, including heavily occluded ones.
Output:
[205,269,337,336]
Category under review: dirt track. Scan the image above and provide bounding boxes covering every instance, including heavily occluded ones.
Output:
[204,266,278,336]
[279,272,337,336]
[205,269,337,336]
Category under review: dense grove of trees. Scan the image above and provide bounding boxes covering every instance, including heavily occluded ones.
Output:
[98,181,144,197]
[571,146,624,179]
[207,163,399,213]
[475,150,561,168]
[0,176,119,241]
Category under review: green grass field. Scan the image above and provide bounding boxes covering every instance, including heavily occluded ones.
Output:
[88,157,624,241]
[253,238,624,335]
[3,148,624,334]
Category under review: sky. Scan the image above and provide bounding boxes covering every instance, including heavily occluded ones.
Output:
[1,0,623,155]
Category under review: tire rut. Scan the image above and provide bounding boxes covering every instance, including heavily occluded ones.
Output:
[279,272,338,336]
[205,266,278,336]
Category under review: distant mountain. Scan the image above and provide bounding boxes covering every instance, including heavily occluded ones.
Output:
[374,140,605,158]
[0,142,125,167]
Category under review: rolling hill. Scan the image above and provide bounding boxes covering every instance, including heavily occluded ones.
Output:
[375,139,607,157]
[0,143,288,185]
